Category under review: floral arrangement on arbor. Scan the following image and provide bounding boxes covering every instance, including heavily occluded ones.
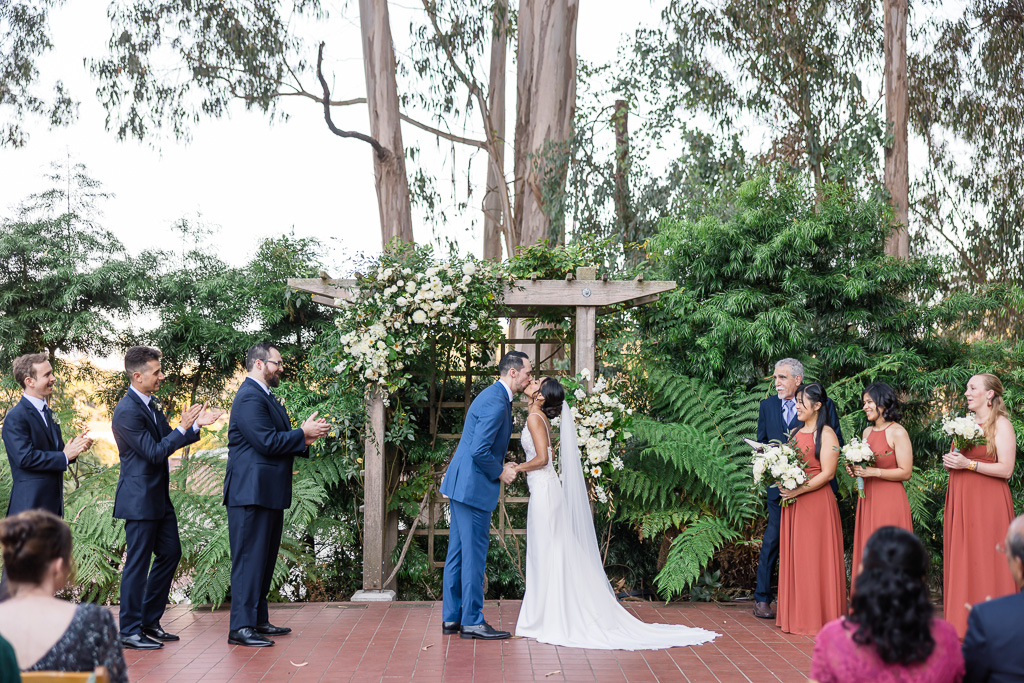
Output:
[332,244,514,396]
[556,370,633,506]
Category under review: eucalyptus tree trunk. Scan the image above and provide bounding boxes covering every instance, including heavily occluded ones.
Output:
[512,0,579,250]
[482,0,509,260]
[883,0,910,258]
[359,0,415,247]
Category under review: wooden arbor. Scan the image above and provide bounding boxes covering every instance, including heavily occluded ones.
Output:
[288,269,674,600]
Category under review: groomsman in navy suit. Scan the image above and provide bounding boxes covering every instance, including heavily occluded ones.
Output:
[224,342,329,647]
[1,353,91,599]
[963,514,1024,682]
[112,346,223,649]
[440,350,532,640]
[752,358,843,619]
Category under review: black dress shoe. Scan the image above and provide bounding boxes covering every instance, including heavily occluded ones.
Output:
[228,627,274,647]
[256,622,292,636]
[120,633,164,650]
[142,623,180,641]
[459,622,511,640]
[442,621,461,635]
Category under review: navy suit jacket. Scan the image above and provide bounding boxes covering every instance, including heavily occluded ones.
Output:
[223,378,308,510]
[439,381,513,512]
[756,394,844,446]
[2,397,67,517]
[112,389,200,520]
[963,589,1024,683]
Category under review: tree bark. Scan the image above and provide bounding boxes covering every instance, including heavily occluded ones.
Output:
[482,0,509,261]
[512,0,579,251]
[359,0,415,247]
[613,99,639,266]
[883,0,910,258]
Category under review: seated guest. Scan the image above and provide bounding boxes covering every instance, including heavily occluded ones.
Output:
[0,510,126,683]
[0,634,18,683]
[810,527,964,683]
[963,514,1024,682]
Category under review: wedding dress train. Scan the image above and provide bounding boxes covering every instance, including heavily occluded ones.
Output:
[514,403,720,650]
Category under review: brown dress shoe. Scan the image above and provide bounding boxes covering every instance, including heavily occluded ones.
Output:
[753,601,776,619]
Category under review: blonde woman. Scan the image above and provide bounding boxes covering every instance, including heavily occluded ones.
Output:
[942,373,1017,638]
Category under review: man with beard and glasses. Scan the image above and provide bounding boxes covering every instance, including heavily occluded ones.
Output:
[223,342,329,647]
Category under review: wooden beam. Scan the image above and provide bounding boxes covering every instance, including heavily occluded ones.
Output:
[288,278,675,310]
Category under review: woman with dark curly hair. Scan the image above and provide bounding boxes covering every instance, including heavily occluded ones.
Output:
[810,526,964,682]
[848,382,914,584]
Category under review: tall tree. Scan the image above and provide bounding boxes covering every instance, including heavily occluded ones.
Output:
[625,0,884,191]
[0,161,141,367]
[0,0,75,147]
[482,0,509,260]
[883,0,909,258]
[909,0,1024,287]
[513,0,579,248]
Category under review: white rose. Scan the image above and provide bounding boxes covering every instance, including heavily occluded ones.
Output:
[396,296,409,307]
[431,300,445,311]
[462,262,477,276]
[574,388,587,400]
[412,309,428,324]
[462,275,472,285]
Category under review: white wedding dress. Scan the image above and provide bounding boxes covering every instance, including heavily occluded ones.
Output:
[514,403,720,650]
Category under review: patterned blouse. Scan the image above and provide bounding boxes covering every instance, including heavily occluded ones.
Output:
[23,603,127,683]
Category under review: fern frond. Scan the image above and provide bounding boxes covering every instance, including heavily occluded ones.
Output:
[654,517,741,600]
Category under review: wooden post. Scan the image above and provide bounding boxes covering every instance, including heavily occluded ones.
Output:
[574,266,597,391]
[352,389,395,600]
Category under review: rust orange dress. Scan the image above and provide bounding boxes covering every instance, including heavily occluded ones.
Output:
[777,429,847,636]
[943,440,1016,639]
[850,425,914,584]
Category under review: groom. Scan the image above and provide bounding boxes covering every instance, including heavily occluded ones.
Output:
[440,350,532,639]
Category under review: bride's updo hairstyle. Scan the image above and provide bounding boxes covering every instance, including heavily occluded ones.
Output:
[0,509,72,585]
[538,377,565,420]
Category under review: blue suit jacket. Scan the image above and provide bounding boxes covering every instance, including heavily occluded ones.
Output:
[963,589,1024,683]
[223,378,308,510]
[112,389,200,520]
[757,394,844,501]
[439,381,513,512]
[2,397,67,517]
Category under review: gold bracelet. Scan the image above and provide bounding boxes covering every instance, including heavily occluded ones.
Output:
[969,460,978,472]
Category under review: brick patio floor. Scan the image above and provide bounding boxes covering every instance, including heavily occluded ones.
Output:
[117,601,814,682]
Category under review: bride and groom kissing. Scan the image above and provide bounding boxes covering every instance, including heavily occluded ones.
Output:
[439,351,719,650]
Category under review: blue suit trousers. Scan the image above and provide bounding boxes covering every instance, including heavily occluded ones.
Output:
[120,512,182,634]
[443,500,491,626]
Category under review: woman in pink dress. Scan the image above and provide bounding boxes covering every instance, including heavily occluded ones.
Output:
[847,382,913,584]
[810,526,964,683]
[776,382,846,636]
[942,373,1017,638]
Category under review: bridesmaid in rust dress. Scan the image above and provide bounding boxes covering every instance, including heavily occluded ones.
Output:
[942,373,1017,638]
[848,383,914,584]
[777,382,846,636]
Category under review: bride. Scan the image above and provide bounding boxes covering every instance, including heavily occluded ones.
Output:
[512,376,720,649]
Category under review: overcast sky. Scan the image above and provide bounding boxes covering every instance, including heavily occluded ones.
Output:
[0,1,663,272]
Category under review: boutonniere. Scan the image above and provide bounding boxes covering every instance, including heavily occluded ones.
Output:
[53,416,61,426]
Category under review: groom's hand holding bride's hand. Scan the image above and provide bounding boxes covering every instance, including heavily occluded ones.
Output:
[499,462,517,484]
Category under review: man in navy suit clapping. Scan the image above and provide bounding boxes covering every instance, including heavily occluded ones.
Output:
[752,358,843,619]
[1,353,92,599]
[112,346,224,649]
[223,342,329,647]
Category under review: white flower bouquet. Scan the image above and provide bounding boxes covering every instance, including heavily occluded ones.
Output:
[752,442,808,507]
[557,370,633,507]
[839,438,876,498]
[942,414,986,452]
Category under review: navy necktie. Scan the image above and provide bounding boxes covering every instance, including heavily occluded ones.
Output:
[42,404,53,426]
